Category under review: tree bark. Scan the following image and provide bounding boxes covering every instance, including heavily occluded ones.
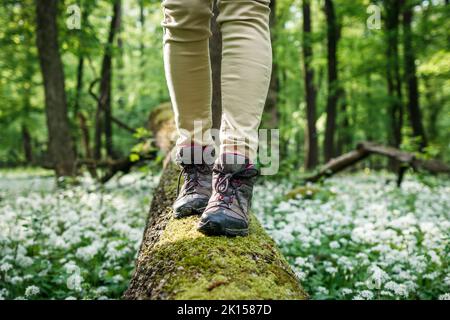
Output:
[402,1,427,150]
[139,0,146,56]
[35,0,76,177]
[74,57,84,121]
[94,100,103,160]
[336,91,350,155]
[21,59,34,165]
[74,3,90,122]
[323,0,340,162]
[424,77,441,143]
[418,5,439,145]
[385,0,403,149]
[78,113,93,160]
[95,0,121,159]
[302,0,319,169]
[21,124,33,164]
[74,56,85,158]
[77,112,98,178]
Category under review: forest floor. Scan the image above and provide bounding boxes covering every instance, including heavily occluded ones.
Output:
[0,168,449,300]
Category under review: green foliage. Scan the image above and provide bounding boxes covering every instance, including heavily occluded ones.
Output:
[129,127,155,162]
[271,0,449,166]
[0,0,169,166]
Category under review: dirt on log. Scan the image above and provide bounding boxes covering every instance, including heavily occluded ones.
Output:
[123,158,307,300]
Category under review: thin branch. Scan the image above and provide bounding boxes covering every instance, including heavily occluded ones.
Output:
[88,78,100,102]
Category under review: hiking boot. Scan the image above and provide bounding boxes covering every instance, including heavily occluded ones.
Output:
[197,154,259,237]
[173,146,214,219]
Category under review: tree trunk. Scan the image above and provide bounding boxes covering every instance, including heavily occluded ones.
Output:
[424,77,441,143]
[139,0,145,56]
[210,0,222,131]
[74,57,84,119]
[385,0,403,150]
[96,0,121,159]
[78,113,93,160]
[138,0,147,88]
[418,5,439,145]
[336,91,350,155]
[263,0,280,129]
[74,4,90,121]
[21,61,34,165]
[323,0,340,162]
[77,112,98,178]
[74,56,85,158]
[402,1,427,150]
[94,103,103,160]
[73,0,90,127]
[35,0,76,177]
[21,124,33,164]
[116,4,126,158]
[302,0,318,169]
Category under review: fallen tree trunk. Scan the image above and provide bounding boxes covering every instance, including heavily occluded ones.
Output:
[123,157,307,300]
[76,152,156,183]
[306,141,450,185]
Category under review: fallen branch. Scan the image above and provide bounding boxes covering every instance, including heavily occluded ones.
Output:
[111,117,136,134]
[75,151,157,184]
[306,141,450,186]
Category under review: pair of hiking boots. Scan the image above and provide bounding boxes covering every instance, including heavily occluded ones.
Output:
[173,147,258,237]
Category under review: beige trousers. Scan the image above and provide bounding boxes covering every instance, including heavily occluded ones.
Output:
[162,0,272,162]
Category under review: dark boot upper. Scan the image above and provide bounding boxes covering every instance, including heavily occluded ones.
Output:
[173,146,214,218]
[198,154,259,236]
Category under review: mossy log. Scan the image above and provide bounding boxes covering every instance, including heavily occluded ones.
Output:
[123,160,307,300]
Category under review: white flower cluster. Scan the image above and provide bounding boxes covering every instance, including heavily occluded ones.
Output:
[1,168,448,300]
[0,171,159,300]
[253,172,450,300]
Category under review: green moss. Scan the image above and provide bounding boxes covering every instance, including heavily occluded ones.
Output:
[147,214,307,300]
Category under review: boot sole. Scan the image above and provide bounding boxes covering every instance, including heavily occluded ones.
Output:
[197,220,249,237]
[173,206,206,219]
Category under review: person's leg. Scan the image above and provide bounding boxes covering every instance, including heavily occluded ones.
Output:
[162,0,215,149]
[198,0,272,236]
[162,0,215,218]
[218,0,272,162]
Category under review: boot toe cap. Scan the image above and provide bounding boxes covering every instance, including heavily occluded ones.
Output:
[173,195,209,218]
[197,209,248,237]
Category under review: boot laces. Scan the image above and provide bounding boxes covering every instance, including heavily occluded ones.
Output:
[176,164,210,197]
[213,167,259,207]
